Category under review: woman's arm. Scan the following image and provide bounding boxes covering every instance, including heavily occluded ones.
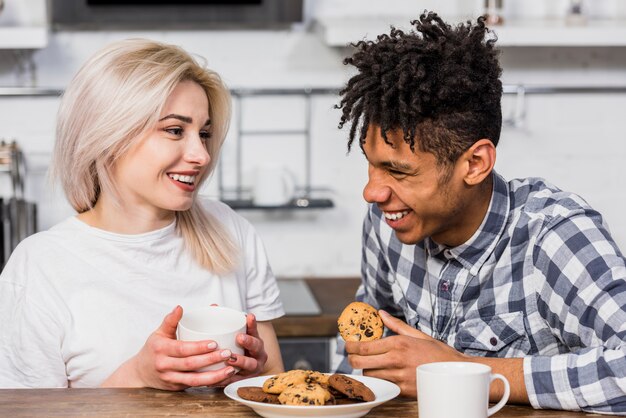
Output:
[256,321,284,375]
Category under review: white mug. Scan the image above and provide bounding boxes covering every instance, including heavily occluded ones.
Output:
[417,362,510,418]
[252,164,296,206]
[176,306,247,372]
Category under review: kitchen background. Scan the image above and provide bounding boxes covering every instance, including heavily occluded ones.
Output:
[2,0,626,372]
[1,0,626,277]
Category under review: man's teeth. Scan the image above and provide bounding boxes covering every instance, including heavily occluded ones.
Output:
[168,174,196,184]
[384,210,409,221]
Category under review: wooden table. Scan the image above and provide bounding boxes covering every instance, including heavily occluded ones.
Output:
[0,387,602,417]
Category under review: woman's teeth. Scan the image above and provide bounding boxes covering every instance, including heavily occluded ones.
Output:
[168,174,195,185]
[384,210,409,221]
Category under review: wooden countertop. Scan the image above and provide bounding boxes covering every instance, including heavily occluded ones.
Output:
[0,387,599,417]
[272,278,361,338]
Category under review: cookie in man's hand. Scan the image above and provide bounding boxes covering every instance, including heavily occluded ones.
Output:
[337,301,383,342]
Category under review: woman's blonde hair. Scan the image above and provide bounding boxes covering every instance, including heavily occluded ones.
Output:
[52,38,237,274]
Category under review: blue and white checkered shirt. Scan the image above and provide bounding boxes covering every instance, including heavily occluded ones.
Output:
[336,171,626,414]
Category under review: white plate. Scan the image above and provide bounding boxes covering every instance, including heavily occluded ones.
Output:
[224,374,401,418]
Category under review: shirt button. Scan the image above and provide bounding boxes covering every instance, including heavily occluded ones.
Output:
[490,337,498,346]
[440,281,450,292]
[444,249,452,258]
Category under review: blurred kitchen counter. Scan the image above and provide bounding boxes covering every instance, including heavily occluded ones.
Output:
[272,278,360,338]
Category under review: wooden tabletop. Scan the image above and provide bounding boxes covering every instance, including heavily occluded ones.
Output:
[0,387,601,417]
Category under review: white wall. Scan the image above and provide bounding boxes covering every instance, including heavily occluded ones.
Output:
[0,28,370,277]
[1,1,626,277]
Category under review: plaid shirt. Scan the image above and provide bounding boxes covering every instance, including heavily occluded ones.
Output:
[336,171,626,414]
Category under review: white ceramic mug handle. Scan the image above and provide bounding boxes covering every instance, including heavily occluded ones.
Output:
[487,373,510,417]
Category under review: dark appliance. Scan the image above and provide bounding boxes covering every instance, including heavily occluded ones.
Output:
[51,0,303,29]
[0,141,37,270]
[279,337,330,372]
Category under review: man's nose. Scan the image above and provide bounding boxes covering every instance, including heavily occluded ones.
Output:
[363,171,391,204]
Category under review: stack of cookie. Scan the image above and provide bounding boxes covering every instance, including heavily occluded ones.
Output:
[237,370,375,406]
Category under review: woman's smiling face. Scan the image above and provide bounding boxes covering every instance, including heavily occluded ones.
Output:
[111,80,212,218]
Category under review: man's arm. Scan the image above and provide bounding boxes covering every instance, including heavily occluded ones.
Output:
[473,356,527,404]
[521,209,626,413]
[346,310,530,401]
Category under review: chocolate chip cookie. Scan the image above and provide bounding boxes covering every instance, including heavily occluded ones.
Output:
[237,386,280,404]
[337,301,384,342]
[262,369,311,394]
[308,371,330,386]
[328,373,376,402]
[278,382,333,406]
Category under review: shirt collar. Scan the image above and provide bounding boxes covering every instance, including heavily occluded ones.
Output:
[425,171,510,275]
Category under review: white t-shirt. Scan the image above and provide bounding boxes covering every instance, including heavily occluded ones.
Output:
[0,200,284,388]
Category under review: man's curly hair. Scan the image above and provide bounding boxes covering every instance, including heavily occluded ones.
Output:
[336,11,503,166]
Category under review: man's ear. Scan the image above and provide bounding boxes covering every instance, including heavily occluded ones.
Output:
[463,139,496,186]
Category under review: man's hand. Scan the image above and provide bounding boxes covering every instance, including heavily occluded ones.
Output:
[345,309,468,397]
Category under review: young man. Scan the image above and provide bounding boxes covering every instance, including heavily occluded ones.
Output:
[335,12,626,414]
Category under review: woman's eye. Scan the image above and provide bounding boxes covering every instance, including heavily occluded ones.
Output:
[165,127,183,136]
[200,130,212,142]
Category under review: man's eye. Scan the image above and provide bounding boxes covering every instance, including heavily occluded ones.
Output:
[165,127,183,136]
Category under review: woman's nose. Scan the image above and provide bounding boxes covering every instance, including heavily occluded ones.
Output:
[185,136,211,167]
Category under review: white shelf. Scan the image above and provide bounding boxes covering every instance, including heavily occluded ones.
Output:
[494,19,626,47]
[0,0,48,49]
[315,16,626,47]
[0,26,48,49]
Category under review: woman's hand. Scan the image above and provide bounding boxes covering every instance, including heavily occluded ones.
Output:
[102,306,237,390]
[217,313,270,385]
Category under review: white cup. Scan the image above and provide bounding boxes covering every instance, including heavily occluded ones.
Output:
[176,306,247,372]
[252,164,296,207]
[417,362,510,418]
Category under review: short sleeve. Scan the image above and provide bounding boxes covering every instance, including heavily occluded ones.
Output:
[0,242,68,388]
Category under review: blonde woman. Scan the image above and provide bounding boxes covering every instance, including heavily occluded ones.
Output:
[0,39,284,389]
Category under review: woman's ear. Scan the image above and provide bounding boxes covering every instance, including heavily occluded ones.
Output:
[463,139,496,186]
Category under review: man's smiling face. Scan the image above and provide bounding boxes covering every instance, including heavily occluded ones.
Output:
[361,125,476,247]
